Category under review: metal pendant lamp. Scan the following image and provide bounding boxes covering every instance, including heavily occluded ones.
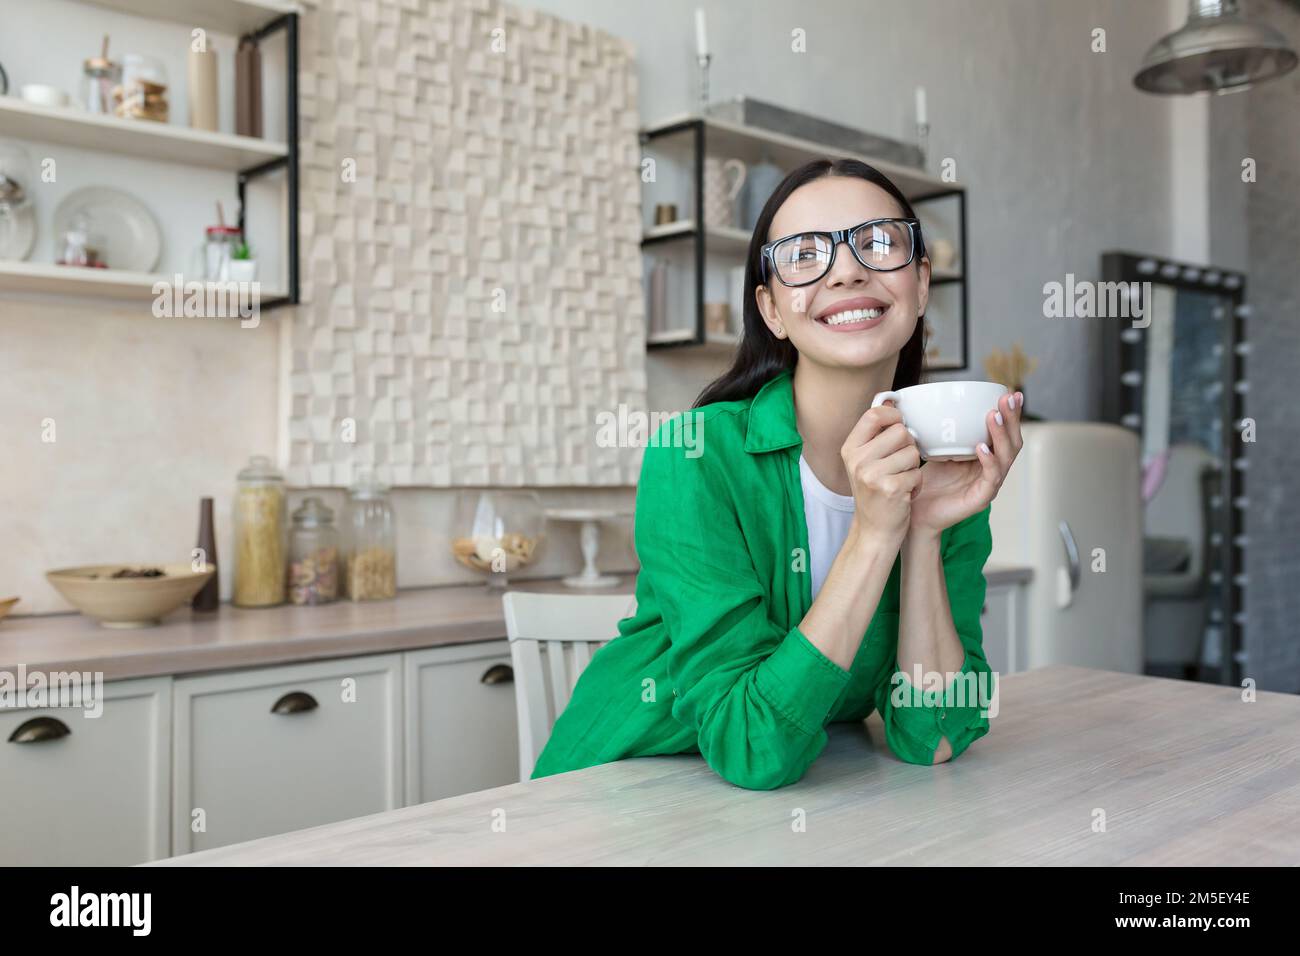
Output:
[1135,0,1298,94]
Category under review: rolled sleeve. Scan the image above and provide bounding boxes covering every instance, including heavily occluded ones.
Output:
[875,507,997,765]
[753,625,853,736]
[879,653,995,764]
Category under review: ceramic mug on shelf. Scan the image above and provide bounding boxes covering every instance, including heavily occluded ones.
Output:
[703,157,746,229]
[870,381,1008,461]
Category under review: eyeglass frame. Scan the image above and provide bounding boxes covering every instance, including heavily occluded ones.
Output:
[759,217,926,287]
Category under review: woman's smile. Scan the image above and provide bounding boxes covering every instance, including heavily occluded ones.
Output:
[813,295,891,332]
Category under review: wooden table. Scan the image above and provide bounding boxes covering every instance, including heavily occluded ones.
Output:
[150,666,1300,865]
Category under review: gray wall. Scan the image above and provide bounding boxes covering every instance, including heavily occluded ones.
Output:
[1227,1,1300,691]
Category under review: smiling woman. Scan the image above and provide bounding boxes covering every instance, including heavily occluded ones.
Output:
[531,159,1024,790]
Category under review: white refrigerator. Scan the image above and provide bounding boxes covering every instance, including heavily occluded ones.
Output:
[988,422,1143,673]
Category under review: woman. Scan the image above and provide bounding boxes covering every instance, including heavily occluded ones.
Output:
[532,158,1023,790]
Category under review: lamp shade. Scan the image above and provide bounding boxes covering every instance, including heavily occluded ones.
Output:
[1135,0,1297,94]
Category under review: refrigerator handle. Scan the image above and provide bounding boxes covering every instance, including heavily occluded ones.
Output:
[1057,520,1081,608]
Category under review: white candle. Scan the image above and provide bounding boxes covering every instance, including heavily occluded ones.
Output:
[695,8,708,58]
[915,85,927,126]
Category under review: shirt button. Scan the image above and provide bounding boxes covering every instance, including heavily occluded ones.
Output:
[939,710,947,720]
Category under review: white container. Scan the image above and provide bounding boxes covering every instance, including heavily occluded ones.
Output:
[21,84,70,108]
[228,258,258,282]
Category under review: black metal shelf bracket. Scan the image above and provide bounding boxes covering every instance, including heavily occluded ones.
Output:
[236,11,299,312]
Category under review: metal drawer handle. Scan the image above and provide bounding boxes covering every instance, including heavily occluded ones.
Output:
[271,691,319,715]
[480,663,514,685]
[8,716,72,744]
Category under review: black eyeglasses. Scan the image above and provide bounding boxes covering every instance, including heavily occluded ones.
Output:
[760,217,925,287]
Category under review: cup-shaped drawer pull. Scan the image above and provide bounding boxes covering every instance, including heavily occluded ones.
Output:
[271,691,319,715]
[480,663,514,685]
[8,716,72,744]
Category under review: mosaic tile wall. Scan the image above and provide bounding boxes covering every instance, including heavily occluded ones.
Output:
[286,0,648,487]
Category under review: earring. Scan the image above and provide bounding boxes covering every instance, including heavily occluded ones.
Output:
[775,325,784,337]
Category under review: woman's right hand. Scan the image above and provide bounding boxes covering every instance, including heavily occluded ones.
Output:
[840,405,922,550]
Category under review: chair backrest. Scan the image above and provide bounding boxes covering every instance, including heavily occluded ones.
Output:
[502,591,637,782]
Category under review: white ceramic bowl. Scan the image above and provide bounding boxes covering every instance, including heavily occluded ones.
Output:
[21,84,70,108]
[46,563,216,628]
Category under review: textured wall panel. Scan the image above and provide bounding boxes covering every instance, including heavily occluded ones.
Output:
[289,0,647,487]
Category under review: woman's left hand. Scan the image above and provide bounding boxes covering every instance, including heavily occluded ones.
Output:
[909,390,1024,535]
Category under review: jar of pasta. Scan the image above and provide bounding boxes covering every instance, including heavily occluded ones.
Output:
[342,472,396,601]
[288,497,339,605]
[232,455,287,607]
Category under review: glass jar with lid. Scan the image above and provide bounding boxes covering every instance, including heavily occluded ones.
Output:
[80,50,121,115]
[232,455,287,607]
[116,53,169,122]
[288,497,340,605]
[342,472,396,601]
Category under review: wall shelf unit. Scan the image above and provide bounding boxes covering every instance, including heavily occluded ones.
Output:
[0,260,285,305]
[0,97,287,171]
[639,112,969,370]
[0,0,300,312]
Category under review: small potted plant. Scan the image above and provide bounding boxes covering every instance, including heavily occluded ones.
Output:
[228,241,257,282]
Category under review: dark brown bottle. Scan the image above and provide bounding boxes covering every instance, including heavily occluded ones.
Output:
[193,497,220,612]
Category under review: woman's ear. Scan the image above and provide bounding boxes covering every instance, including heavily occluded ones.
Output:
[755,283,786,339]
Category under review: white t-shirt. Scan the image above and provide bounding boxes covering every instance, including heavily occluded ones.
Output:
[798,453,856,601]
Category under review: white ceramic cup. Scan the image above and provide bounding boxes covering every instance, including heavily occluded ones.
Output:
[870,381,1009,461]
[21,84,70,108]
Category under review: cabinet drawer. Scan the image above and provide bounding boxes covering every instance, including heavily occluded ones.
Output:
[405,641,520,804]
[173,653,402,854]
[0,676,170,865]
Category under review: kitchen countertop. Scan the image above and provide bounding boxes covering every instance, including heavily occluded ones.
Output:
[149,665,1300,866]
[1,565,1031,681]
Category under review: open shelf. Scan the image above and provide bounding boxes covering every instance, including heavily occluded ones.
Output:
[79,0,300,35]
[0,261,286,309]
[642,220,750,255]
[642,113,962,199]
[0,97,287,171]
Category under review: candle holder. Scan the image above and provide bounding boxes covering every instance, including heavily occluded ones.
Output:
[696,53,712,115]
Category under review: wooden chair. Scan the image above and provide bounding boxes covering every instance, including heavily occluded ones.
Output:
[502,591,636,782]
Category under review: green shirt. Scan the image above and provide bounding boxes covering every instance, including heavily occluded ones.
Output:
[531,368,995,790]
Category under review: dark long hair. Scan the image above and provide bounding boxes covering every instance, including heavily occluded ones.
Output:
[692,158,927,409]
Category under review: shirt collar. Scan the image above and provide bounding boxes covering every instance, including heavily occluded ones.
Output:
[744,368,804,454]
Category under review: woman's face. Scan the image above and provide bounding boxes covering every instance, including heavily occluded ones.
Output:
[756,176,928,374]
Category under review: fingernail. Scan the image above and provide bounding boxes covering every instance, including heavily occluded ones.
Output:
[1007,394,1017,410]
[978,442,991,455]
[995,411,1004,426]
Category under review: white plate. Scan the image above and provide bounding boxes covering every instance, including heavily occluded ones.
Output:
[53,186,161,272]
[0,203,37,260]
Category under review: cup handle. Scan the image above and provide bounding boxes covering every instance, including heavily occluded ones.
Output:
[871,391,921,446]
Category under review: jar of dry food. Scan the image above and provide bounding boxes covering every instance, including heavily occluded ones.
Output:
[342,472,396,601]
[288,497,339,605]
[232,455,287,607]
[115,53,168,122]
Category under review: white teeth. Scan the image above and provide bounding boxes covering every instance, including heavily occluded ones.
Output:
[823,307,884,326]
